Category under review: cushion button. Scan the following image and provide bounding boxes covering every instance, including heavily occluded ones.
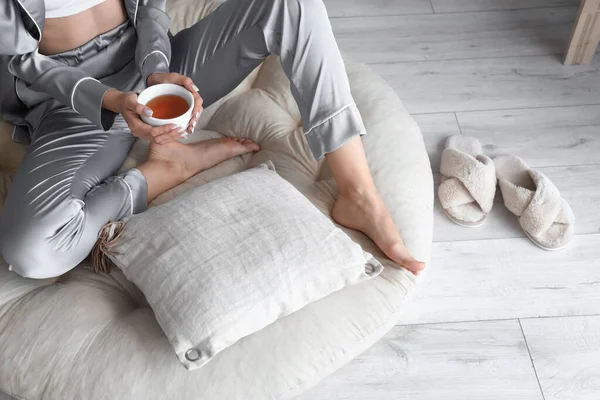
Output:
[185,348,201,361]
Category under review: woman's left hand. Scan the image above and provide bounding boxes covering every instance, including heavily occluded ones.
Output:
[147,72,204,135]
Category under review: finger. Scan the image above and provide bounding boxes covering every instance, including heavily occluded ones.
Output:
[171,127,188,139]
[154,133,174,145]
[134,102,153,118]
[181,76,199,94]
[147,73,166,86]
[186,104,203,133]
[130,120,153,140]
[192,92,203,114]
[165,72,180,84]
[155,126,186,143]
[122,108,141,125]
[151,124,185,138]
[123,91,139,107]
[150,124,181,138]
[194,92,204,107]
[171,123,189,138]
[187,106,204,134]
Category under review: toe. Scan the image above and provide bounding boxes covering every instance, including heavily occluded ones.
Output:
[240,138,260,151]
[387,244,426,274]
[247,142,261,152]
[407,259,426,274]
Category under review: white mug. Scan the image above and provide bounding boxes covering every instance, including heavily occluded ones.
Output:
[137,83,194,129]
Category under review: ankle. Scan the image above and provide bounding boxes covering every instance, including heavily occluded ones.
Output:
[148,158,187,183]
[338,182,377,201]
[166,159,188,183]
[149,143,188,175]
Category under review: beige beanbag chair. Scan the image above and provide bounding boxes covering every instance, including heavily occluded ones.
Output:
[495,155,575,250]
[0,1,433,399]
[438,135,496,227]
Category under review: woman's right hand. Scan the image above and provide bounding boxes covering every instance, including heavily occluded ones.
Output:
[105,90,186,144]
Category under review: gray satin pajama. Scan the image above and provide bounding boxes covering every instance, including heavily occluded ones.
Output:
[0,0,366,279]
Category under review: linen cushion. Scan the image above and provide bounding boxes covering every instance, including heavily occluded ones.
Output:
[105,162,383,370]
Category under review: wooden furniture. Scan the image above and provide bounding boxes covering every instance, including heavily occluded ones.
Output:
[564,0,600,65]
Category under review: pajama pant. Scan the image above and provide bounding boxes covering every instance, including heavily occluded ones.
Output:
[0,0,366,279]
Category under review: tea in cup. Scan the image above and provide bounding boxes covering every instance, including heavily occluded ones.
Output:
[137,83,194,129]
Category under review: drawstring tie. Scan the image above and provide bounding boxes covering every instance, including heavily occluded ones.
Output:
[91,221,126,274]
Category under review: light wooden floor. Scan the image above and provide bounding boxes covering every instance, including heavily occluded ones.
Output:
[300,1,600,399]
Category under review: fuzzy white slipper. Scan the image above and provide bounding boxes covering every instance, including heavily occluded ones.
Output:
[438,136,497,227]
[494,155,575,251]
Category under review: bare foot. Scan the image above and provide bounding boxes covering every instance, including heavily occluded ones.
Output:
[149,137,260,182]
[332,187,426,275]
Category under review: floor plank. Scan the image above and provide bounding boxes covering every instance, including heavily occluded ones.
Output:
[432,164,600,242]
[324,0,432,18]
[431,0,579,13]
[400,233,600,325]
[412,113,461,173]
[455,105,600,168]
[331,7,576,63]
[372,56,600,114]
[298,320,543,400]
[521,316,600,400]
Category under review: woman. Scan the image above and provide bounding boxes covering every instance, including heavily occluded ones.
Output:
[0,0,425,278]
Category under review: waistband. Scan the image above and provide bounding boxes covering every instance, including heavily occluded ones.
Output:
[4,20,140,145]
[49,20,134,67]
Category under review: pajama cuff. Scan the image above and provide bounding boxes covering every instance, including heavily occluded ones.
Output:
[141,51,171,86]
[119,168,149,215]
[304,104,367,160]
[71,77,118,131]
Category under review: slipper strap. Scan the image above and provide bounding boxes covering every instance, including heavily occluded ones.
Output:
[440,148,496,213]
[499,170,575,238]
